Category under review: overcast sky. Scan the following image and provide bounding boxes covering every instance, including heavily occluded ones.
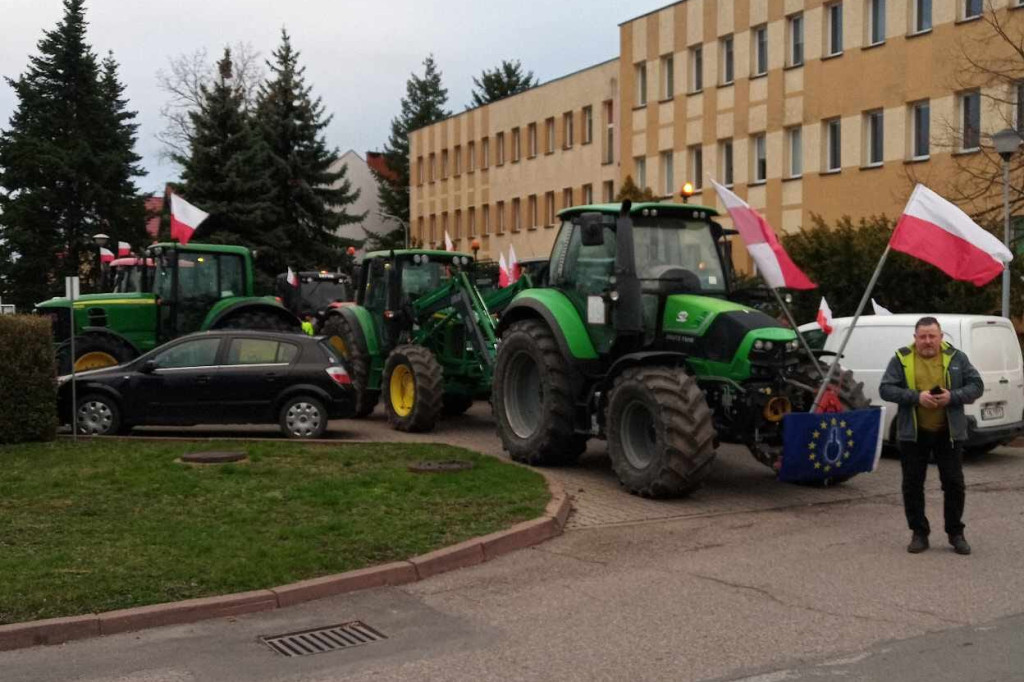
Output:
[1,0,665,195]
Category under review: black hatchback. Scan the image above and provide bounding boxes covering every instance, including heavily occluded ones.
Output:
[58,331,354,438]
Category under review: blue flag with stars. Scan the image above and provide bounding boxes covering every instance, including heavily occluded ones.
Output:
[779,407,886,483]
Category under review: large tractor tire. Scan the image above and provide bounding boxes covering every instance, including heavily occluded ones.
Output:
[383,344,443,432]
[217,310,298,332]
[57,334,137,374]
[606,366,717,498]
[492,320,588,466]
[321,314,378,417]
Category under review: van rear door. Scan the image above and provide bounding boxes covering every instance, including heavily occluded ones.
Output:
[966,320,1024,428]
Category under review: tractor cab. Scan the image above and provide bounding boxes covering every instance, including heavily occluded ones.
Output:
[109,257,154,294]
[274,270,353,320]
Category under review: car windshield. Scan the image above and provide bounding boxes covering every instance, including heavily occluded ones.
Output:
[632,217,726,293]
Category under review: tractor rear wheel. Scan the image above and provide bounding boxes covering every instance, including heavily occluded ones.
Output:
[57,334,137,374]
[492,320,587,466]
[217,310,298,332]
[383,344,443,432]
[606,366,717,498]
[321,314,378,417]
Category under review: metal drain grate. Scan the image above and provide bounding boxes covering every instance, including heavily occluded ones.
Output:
[261,621,387,657]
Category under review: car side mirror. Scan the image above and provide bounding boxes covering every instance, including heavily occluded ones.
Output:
[576,213,605,247]
[139,359,158,374]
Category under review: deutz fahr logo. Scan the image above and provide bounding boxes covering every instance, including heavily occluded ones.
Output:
[676,310,689,323]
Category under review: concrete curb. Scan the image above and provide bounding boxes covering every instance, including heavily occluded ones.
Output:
[0,474,570,652]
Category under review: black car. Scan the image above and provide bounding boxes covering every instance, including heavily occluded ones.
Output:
[59,331,354,438]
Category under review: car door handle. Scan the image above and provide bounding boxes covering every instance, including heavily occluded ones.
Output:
[999,378,1010,384]
[264,372,280,382]
[196,374,211,384]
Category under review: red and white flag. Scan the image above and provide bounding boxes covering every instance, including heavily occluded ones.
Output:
[169,193,209,246]
[891,184,1012,286]
[444,230,454,252]
[508,244,520,283]
[118,241,131,257]
[816,297,834,334]
[99,247,115,264]
[498,253,510,288]
[286,267,299,288]
[711,179,816,290]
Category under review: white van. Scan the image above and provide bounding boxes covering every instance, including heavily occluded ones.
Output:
[798,314,1024,451]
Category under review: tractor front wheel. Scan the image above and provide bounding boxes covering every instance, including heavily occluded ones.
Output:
[321,314,378,417]
[492,320,587,466]
[383,344,443,432]
[606,366,717,498]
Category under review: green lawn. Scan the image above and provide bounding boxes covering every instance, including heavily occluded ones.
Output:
[0,439,549,625]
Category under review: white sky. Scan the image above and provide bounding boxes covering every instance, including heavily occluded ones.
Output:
[0,0,666,195]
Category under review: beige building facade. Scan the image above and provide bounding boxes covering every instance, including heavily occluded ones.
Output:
[411,0,1023,267]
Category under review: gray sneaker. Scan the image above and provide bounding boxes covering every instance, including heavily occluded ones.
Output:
[949,534,971,555]
[907,534,929,553]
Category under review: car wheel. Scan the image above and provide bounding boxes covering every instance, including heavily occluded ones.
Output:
[279,396,327,439]
[76,394,121,436]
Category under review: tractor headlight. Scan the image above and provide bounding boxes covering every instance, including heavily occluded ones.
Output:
[788,340,799,352]
[754,340,764,350]
[764,341,774,351]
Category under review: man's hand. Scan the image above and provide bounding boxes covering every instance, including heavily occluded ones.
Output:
[919,391,940,408]
[933,388,952,407]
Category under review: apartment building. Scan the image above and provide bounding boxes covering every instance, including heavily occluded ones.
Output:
[411,0,1022,266]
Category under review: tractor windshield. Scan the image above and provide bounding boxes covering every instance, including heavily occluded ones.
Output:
[112,263,147,293]
[633,217,726,294]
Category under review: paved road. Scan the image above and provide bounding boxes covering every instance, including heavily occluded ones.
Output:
[7,405,1022,681]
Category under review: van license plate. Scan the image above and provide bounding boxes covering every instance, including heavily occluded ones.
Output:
[981,405,1004,421]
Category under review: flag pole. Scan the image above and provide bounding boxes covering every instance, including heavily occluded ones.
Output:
[768,286,824,379]
[811,244,892,411]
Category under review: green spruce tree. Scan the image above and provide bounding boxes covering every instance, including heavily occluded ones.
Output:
[468,59,537,108]
[371,55,450,251]
[0,0,143,308]
[253,30,362,283]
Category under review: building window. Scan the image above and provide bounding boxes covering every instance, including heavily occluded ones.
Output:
[787,126,803,178]
[826,2,844,56]
[511,128,521,163]
[496,201,505,234]
[468,207,476,237]
[1017,82,1024,133]
[603,101,614,163]
[428,153,436,182]
[689,145,703,189]
[635,62,648,106]
[496,132,505,165]
[442,212,449,243]
[752,134,767,183]
[511,198,521,232]
[546,117,555,154]
[441,150,449,179]
[545,191,556,226]
[634,156,647,189]
[868,0,885,45]
[910,100,930,158]
[563,187,573,209]
[912,0,932,32]
[720,36,734,85]
[482,204,491,235]
[689,45,703,92]
[482,137,490,169]
[429,215,436,244]
[960,91,981,151]
[582,183,593,205]
[528,195,538,229]
[527,123,537,157]
[865,109,884,166]
[454,145,462,175]
[753,26,768,76]
[660,151,674,195]
[825,118,842,171]
[582,105,593,144]
[454,210,462,240]
[467,141,476,172]
[563,112,574,148]
[963,0,982,20]
[660,54,674,99]
[720,140,734,186]
[416,156,424,185]
[603,180,614,202]
[788,14,805,66]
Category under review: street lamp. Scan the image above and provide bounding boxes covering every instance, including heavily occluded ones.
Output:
[92,233,110,290]
[470,238,481,260]
[992,128,1022,318]
[377,211,409,249]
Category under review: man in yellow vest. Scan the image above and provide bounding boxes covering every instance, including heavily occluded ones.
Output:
[301,314,315,336]
[880,317,983,555]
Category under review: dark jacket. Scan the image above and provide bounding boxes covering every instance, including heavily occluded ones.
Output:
[879,342,983,442]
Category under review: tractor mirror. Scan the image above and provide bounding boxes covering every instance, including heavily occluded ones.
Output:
[577,213,605,247]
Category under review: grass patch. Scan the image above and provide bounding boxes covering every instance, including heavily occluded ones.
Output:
[0,440,548,624]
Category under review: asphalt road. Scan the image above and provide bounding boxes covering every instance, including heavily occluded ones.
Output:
[6,406,1024,681]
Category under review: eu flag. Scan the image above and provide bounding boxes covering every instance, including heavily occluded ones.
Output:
[779,407,886,483]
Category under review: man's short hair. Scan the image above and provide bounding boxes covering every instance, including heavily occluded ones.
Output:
[915,316,941,331]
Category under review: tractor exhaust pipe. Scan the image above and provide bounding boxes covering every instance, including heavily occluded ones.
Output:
[613,200,643,336]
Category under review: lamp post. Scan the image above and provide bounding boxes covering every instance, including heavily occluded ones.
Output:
[992,128,1022,318]
[92,232,110,291]
[377,211,409,249]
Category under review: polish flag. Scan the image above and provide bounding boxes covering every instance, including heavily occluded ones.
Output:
[816,297,834,334]
[444,230,454,252]
[498,253,510,288]
[890,184,1012,286]
[286,267,299,288]
[169,193,209,246]
[99,247,115,264]
[508,244,520,283]
[118,241,131,257]
[871,298,893,315]
[711,179,815,289]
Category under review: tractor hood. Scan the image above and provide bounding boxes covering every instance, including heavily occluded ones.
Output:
[36,292,156,309]
[662,294,796,363]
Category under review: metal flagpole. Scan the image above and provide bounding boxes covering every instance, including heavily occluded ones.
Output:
[768,286,824,379]
[811,244,893,411]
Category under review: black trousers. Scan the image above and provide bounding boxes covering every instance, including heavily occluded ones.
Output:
[900,428,966,536]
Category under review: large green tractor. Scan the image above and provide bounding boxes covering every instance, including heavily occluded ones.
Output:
[36,242,300,373]
[492,201,867,498]
[320,249,527,430]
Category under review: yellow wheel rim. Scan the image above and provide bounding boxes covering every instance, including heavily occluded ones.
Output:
[329,335,349,357]
[75,351,118,372]
[390,364,415,417]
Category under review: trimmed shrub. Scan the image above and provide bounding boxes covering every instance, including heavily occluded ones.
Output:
[0,315,57,443]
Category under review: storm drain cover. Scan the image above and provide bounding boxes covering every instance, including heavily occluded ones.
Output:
[261,621,387,657]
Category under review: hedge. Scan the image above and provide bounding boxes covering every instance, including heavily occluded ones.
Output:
[0,315,57,444]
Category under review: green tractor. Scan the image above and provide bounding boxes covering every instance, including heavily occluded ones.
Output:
[320,249,527,430]
[491,201,867,498]
[36,242,301,373]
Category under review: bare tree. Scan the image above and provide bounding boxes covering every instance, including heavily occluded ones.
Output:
[155,42,264,162]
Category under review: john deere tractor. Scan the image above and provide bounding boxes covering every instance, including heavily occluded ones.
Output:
[36,242,300,373]
[491,201,866,498]
[320,249,528,430]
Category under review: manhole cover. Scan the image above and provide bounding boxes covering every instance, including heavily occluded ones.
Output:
[407,460,475,473]
[261,621,386,657]
[179,451,248,464]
